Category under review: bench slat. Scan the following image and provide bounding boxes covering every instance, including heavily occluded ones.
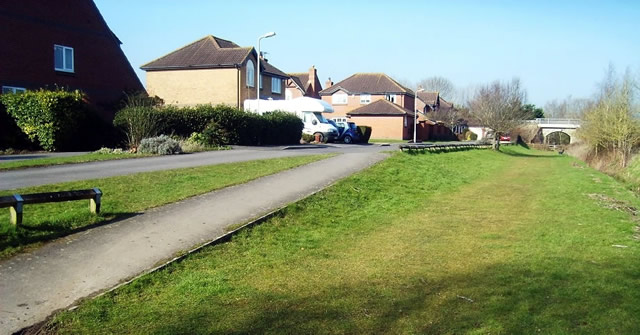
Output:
[20,190,99,205]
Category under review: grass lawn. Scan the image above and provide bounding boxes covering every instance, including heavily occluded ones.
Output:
[369,138,409,143]
[0,154,332,259]
[48,146,640,334]
[0,152,152,171]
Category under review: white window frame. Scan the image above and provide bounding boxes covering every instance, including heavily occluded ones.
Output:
[271,77,281,94]
[360,94,371,104]
[332,92,348,105]
[2,86,26,94]
[54,44,74,73]
[246,60,255,87]
[385,94,396,103]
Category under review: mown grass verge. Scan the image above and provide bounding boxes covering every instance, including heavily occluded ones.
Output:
[0,154,333,259]
[47,146,640,334]
[0,152,153,171]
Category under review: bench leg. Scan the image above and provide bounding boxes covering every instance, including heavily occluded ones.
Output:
[10,204,22,225]
[90,188,102,214]
[90,196,101,214]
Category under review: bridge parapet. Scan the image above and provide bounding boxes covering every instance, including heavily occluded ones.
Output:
[527,118,581,129]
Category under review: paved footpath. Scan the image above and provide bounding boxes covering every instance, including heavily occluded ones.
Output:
[0,152,388,334]
[0,144,393,191]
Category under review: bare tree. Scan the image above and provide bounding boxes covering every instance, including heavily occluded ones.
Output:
[418,76,455,100]
[544,96,592,119]
[468,78,528,149]
[579,67,640,167]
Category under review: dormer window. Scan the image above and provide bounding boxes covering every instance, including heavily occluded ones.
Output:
[54,45,74,73]
[246,60,255,87]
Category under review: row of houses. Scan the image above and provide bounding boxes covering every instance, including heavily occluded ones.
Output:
[0,0,458,141]
[141,35,457,141]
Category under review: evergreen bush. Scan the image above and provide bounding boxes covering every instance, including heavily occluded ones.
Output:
[0,89,86,151]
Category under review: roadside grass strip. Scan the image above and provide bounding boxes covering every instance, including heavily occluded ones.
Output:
[48,146,640,334]
[0,154,333,258]
[0,152,152,171]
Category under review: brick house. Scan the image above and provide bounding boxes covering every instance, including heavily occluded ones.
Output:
[346,99,416,140]
[285,66,323,100]
[141,35,288,107]
[0,0,143,119]
[319,73,416,118]
[416,91,440,113]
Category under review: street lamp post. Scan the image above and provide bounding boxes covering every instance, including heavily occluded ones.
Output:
[413,88,424,143]
[257,32,276,100]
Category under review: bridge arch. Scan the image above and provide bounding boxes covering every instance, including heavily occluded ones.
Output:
[545,131,571,145]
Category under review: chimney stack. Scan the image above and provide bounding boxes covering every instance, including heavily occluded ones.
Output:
[309,65,317,93]
[325,77,333,88]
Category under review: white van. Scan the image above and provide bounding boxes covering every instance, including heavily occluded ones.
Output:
[243,97,339,142]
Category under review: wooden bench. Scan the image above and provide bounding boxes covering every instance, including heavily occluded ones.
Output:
[0,188,102,225]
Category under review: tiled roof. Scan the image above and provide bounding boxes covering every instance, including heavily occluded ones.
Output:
[141,35,252,70]
[261,60,288,78]
[417,91,439,105]
[288,72,310,91]
[347,99,414,116]
[320,73,413,96]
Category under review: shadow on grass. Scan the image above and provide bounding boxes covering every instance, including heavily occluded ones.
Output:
[130,259,639,334]
[0,155,48,161]
[402,146,486,156]
[0,212,142,257]
[498,148,562,158]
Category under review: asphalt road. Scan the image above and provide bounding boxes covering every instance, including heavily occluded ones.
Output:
[0,144,396,190]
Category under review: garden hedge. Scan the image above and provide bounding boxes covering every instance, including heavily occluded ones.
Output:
[0,89,87,151]
[114,104,303,147]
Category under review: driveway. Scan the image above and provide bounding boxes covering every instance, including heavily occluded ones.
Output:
[0,151,388,334]
[0,144,395,190]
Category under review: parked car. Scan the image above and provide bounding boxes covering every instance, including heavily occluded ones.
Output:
[499,135,511,142]
[328,120,360,144]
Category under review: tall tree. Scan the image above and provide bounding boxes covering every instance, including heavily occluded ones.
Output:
[468,78,528,150]
[521,103,544,119]
[418,76,455,100]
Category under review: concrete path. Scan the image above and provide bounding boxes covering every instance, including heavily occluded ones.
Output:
[0,151,388,334]
[0,144,394,191]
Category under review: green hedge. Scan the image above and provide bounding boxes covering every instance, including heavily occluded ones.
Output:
[114,104,303,147]
[0,89,87,151]
[357,125,372,143]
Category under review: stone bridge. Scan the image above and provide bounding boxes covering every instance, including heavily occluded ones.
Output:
[530,118,581,144]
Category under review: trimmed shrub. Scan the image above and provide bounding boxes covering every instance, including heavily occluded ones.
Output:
[261,111,303,145]
[138,135,182,155]
[0,103,37,150]
[202,121,229,146]
[0,89,86,151]
[113,106,159,149]
[357,126,372,143]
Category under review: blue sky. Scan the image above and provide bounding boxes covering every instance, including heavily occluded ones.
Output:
[94,0,640,107]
